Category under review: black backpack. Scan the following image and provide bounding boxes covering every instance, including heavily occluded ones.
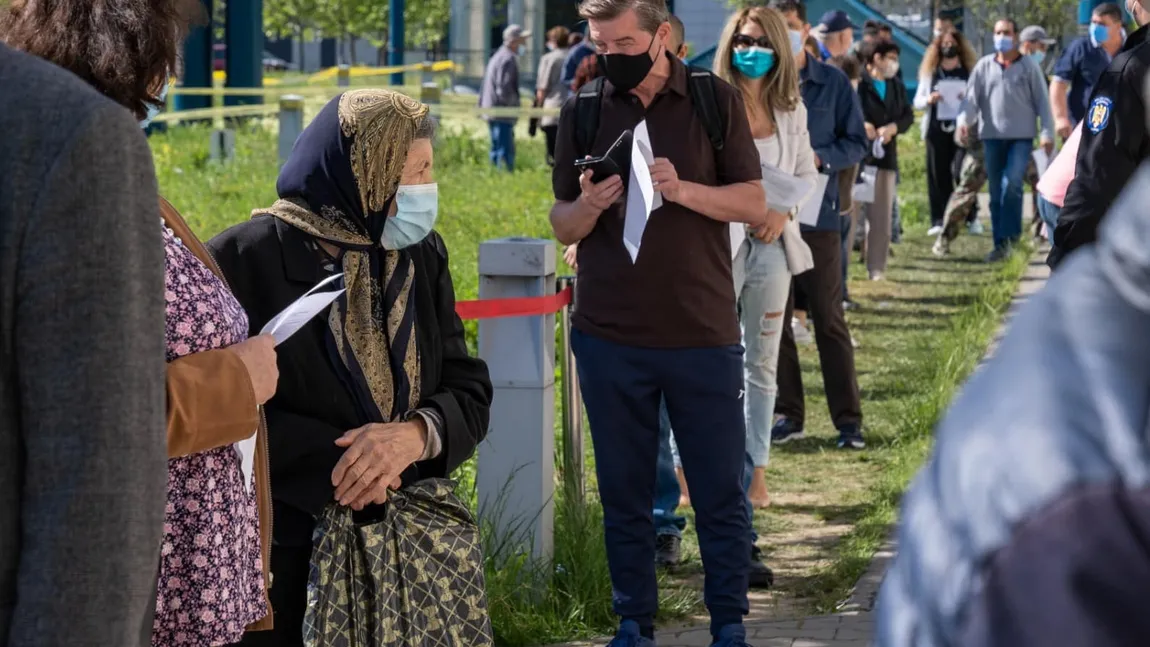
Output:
[573,65,726,157]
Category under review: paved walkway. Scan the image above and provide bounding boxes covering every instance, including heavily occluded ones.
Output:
[549,249,1052,647]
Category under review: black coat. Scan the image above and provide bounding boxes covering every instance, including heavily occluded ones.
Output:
[208,215,493,545]
[858,72,915,171]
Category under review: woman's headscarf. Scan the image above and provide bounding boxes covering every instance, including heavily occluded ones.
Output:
[258,89,429,423]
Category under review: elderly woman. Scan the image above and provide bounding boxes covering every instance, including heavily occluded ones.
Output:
[208,89,493,647]
[0,2,279,645]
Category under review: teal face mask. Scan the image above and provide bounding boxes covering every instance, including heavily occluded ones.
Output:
[140,76,171,130]
[382,183,439,249]
[732,46,776,79]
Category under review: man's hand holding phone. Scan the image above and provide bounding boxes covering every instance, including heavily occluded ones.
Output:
[577,163,624,214]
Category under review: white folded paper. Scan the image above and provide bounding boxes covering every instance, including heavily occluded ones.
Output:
[259,273,345,346]
[871,137,886,160]
[623,120,662,263]
[796,174,831,227]
[761,163,815,212]
[852,165,878,204]
[934,79,966,121]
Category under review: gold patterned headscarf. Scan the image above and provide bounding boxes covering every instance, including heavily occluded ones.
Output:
[259,90,431,423]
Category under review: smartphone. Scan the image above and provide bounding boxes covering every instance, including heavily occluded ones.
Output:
[573,129,633,181]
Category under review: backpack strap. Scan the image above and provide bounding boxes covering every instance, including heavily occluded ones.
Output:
[574,76,606,158]
[686,66,725,151]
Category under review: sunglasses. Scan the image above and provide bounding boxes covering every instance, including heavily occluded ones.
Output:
[732,34,773,50]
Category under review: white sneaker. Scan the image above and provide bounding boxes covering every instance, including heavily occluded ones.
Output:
[869,271,885,281]
[927,225,943,236]
[932,238,949,257]
[968,220,985,235]
[792,318,813,345]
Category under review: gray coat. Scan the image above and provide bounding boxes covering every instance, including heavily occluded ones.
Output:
[0,44,168,646]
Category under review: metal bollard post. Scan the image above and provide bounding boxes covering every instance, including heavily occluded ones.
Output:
[557,275,584,503]
[209,129,236,162]
[419,62,441,105]
[337,64,351,87]
[476,238,557,562]
[278,95,305,167]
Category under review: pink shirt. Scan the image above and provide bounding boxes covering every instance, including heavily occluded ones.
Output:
[1036,124,1083,208]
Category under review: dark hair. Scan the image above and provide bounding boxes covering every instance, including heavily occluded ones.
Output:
[867,40,900,63]
[767,0,806,23]
[828,53,861,81]
[878,23,893,33]
[1095,2,1124,21]
[578,0,669,34]
[547,25,571,47]
[568,32,585,45]
[668,13,685,47]
[863,19,882,30]
[0,0,207,119]
[995,18,1019,34]
[415,114,438,141]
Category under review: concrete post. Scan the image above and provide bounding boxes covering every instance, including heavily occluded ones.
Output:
[337,64,351,87]
[476,238,557,563]
[278,95,305,167]
[420,63,442,105]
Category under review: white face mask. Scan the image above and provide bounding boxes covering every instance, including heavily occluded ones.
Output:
[382,183,439,249]
[788,29,805,56]
[140,74,172,129]
[885,60,900,79]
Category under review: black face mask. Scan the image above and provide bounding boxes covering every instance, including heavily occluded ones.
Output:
[598,34,660,92]
[941,45,959,58]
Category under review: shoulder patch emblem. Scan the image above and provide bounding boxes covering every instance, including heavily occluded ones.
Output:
[1087,96,1113,134]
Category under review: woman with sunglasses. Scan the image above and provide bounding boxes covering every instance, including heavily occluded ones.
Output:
[714,6,817,512]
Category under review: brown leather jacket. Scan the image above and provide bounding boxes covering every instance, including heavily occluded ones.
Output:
[161,198,274,632]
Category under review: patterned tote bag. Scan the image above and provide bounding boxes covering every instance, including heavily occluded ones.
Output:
[303,478,494,647]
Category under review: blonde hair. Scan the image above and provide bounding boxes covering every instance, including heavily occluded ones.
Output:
[919,28,977,78]
[713,7,801,123]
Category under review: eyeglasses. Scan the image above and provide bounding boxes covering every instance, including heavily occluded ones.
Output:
[732,34,773,50]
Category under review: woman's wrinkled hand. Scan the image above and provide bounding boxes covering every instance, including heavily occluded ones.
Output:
[331,419,427,510]
[229,335,279,405]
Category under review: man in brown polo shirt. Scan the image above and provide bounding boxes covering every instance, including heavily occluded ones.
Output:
[549,1,767,645]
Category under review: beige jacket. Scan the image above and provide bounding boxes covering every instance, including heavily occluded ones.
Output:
[161,198,274,632]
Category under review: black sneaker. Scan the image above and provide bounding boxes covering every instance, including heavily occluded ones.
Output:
[843,298,859,312]
[749,545,774,589]
[770,417,804,445]
[837,424,866,450]
[655,534,683,568]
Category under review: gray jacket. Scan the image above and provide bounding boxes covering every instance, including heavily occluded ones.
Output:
[0,44,168,646]
[958,53,1055,142]
[479,45,521,124]
[877,163,1150,646]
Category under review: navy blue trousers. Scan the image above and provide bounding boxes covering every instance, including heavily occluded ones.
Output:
[572,329,751,634]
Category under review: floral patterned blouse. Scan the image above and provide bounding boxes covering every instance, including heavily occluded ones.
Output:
[154,223,266,646]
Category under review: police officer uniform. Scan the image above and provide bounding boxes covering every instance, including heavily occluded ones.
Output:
[1049,23,1150,268]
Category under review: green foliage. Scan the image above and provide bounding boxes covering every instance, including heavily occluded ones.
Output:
[263,0,451,51]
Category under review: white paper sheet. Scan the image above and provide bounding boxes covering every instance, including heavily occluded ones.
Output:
[1032,148,1052,179]
[796,174,831,227]
[259,273,345,346]
[852,165,878,204]
[623,120,661,263]
[761,163,815,212]
[236,432,258,494]
[935,79,966,121]
[871,137,887,160]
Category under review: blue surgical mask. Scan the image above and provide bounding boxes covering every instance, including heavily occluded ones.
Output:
[1028,51,1046,66]
[788,29,805,56]
[993,35,1015,53]
[516,44,527,56]
[140,75,171,129]
[1090,22,1110,47]
[732,46,776,79]
[382,183,439,249]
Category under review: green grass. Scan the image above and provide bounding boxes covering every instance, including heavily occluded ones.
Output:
[151,124,1029,645]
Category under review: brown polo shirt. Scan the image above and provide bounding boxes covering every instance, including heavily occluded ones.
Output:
[552,54,761,348]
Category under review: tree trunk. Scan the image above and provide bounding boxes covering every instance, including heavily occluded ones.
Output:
[347,32,358,66]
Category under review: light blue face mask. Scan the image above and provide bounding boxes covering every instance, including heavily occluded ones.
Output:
[382,183,439,249]
[732,46,776,79]
[1089,22,1110,47]
[788,29,805,56]
[140,76,171,130]
[993,35,1015,53]
[1028,51,1046,66]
